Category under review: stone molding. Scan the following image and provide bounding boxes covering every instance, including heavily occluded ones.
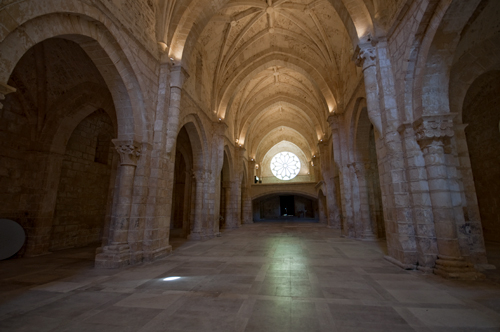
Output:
[112,139,142,166]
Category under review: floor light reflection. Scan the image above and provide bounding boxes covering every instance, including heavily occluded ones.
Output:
[163,276,181,281]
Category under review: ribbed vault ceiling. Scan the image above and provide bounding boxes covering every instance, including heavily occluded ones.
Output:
[162,0,384,166]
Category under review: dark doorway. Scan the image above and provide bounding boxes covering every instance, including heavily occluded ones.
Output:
[280,196,295,216]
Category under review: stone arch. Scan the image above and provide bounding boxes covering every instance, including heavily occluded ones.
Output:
[0,12,148,141]
[462,70,500,243]
[1,34,121,257]
[45,83,117,155]
[411,0,481,119]
[450,35,500,122]
[177,114,208,170]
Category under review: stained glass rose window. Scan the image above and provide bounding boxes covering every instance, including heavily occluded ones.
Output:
[271,152,301,180]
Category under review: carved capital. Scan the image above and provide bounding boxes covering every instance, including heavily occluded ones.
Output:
[354,44,377,70]
[413,114,456,149]
[113,140,142,166]
[353,162,368,174]
[0,83,16,110]
[193,169,208,182]
[327,113,342,130]
[236,145,246,157]
[213,121,228,136]
[169,65,189,89]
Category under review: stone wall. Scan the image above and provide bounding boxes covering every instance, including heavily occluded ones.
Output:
[51,110,114,250]
[101,0,158,55]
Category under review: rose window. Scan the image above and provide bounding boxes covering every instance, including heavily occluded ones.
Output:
[271,152,301,180]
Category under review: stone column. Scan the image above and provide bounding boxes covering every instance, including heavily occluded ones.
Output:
[354,162,377,240]
[328,113,351,236]
[317,140,341,229]
[95,140,141,268]
[183,169,194,237]
[188,169,207,240]
[355,42,418,269]
[226,146,245,228]
[242,159,254,224]
[354,44,382,135]
[165,66,188,158]
[222,180,231,228]
[348,163,363,237]
[414,115,481,279]
[312,155,320,181]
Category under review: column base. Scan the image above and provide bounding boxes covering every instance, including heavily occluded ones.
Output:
[417,266,434,274]
[222,224,239,230]
[361,233,378,241]
[187,232,213,240]
[143,246,171,262]
[384,255,417,270]
[95,244,131,269]
[433,256,484,280]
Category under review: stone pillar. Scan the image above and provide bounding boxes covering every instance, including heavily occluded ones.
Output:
[222,180,231,228]
[226,146,245,228]
[327,176,341,229]
[183,169,194,237]
[312,155,320,181]
[318,140,341,229]
[355,42,418,269]
[142,57,173,263]
[348,163,363,237]
[328,113,351,236]
[95,140,141,268]
[318,193,327,224]
[414,115,482,279]
[208,122,227,237]
[188,169,207,240]
[242,160,254,224]
[354,44,382,135]
[354,162,377,240]
[165,66,188,158]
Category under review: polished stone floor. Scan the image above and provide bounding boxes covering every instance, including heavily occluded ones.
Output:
[1,223,500,332]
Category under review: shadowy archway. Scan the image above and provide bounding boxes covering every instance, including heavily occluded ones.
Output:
[463,71,500,243]
[1,38,118,257]
[170,126,194,239]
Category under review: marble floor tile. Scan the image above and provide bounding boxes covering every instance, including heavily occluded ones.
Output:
[1,223,500,331]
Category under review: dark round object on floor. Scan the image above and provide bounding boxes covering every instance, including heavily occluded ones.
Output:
[0,219,26,260]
